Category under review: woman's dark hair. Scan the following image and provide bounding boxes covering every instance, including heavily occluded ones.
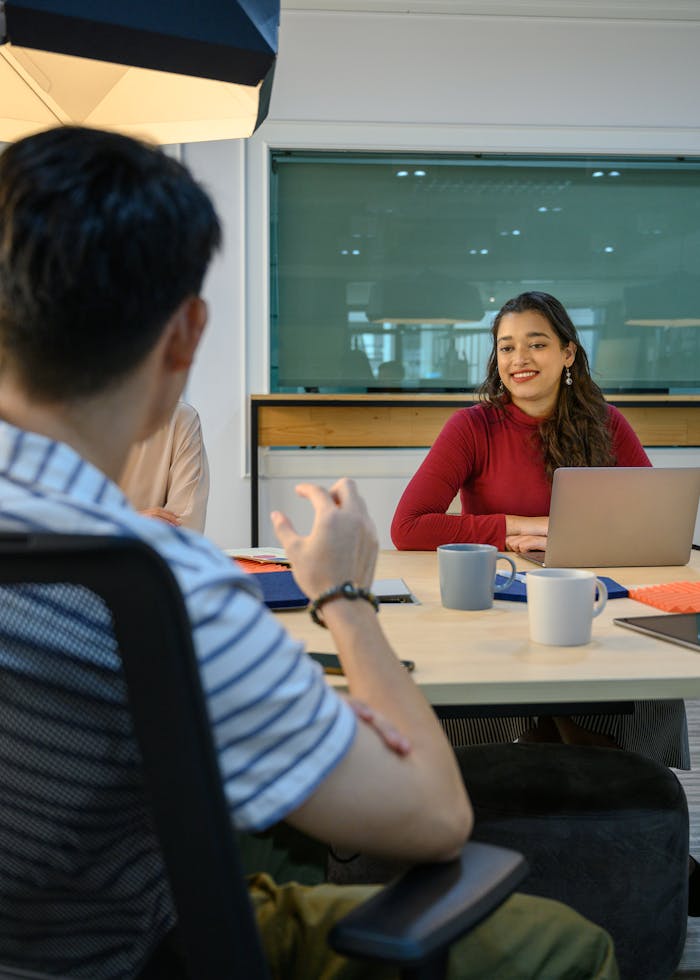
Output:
[479,291,614,479]
[0,126,221,400]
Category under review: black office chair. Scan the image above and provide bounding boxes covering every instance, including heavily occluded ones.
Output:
[0,533,528,980]
[330,740,689,980]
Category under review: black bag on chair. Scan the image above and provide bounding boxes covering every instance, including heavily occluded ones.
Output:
[458,742,688,980]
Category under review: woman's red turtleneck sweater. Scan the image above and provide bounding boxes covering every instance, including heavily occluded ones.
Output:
[390,401,650,551]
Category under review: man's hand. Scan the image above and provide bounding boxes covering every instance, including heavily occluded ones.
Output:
[140,507,181,526]
[271,478,378,598]
[344,696,411,757]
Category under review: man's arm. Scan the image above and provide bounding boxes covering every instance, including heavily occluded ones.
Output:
[272,479,472,863]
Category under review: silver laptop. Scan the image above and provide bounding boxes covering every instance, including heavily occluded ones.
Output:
[521,467,700,568]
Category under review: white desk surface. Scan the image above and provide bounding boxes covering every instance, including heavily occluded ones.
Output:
[275,549,700,708]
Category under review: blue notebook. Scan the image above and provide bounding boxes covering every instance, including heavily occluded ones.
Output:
[253,570,308,610]
[251,573,414,610]
[494,572,628,603]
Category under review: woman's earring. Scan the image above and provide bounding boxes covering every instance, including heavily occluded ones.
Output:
[498,380,505,393]
[565,366,573,387]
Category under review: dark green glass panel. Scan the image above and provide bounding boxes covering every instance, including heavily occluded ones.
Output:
[270,152,700,394]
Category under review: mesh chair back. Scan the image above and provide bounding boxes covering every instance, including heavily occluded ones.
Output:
[0,533,269,979]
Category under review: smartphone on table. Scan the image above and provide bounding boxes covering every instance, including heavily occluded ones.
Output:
[308,652,415,675]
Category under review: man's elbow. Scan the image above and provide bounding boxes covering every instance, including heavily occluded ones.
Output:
[422,791,473,863]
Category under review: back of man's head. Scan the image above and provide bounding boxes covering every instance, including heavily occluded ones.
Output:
[0,126,221,401]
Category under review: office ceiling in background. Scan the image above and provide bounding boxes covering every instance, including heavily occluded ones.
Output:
[0,0,279,144]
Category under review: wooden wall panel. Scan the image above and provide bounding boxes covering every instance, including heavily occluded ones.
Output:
[253,395,700,449]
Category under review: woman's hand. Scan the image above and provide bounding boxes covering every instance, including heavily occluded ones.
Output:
[505,515,548,537]
[139,507,181,526]
[505,515,548,553]
[506,534,548,553]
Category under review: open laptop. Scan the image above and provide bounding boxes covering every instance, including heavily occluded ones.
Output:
[520,467,700,567]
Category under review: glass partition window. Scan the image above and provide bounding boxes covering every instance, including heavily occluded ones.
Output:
[270,152,700,393]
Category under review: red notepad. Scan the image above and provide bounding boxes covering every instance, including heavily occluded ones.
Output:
[628,581,700,614]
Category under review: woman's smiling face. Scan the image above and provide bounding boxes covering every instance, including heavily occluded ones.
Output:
[496,309,576,418]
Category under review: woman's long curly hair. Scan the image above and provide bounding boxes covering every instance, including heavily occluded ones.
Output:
[479,291,614,480]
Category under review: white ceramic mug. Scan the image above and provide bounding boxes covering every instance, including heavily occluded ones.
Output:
[437,543,517,611]
[526,569,608,646]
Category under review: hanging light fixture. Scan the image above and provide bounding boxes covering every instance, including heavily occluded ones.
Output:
[0,0,279,144]
[624,271,700,328]
[367,270,484,325]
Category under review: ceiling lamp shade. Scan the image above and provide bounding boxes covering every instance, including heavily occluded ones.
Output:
[367,271,484,324]
[624,271,700,328]
[0,0,279,144]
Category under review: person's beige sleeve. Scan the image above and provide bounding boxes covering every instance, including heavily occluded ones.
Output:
[120,402,210,532]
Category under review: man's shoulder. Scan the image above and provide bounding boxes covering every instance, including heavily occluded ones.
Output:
[131,517,254,594]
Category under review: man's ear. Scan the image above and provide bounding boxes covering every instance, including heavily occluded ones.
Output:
[165,296,208,372]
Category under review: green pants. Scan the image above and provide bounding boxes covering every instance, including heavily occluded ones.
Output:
[249,873,619,980]
[239,828,618,980]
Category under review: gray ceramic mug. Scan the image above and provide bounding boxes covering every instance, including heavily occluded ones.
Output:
[437,543,517,611]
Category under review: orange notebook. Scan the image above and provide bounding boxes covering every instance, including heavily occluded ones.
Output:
[233,558,289,574]
[628,581,700,614]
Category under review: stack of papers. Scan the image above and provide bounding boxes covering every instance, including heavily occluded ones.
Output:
[225,547,289,566]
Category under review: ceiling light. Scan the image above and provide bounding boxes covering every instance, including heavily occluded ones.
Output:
[0,0,279,144]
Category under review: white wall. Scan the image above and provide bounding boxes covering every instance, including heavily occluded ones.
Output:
[185,4,700,549]
[252,446,700,550]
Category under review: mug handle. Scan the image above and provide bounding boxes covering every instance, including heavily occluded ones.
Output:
[493,554,517,592]
[592,578,608,618]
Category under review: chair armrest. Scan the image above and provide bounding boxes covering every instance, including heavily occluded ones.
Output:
[329,841,528,966]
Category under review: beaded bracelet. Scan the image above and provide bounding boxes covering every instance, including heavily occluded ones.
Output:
[309,581,379,628]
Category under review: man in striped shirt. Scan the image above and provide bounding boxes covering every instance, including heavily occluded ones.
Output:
[0,126,618,979]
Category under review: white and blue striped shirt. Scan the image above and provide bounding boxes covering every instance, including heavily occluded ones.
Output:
[0,421,356,977]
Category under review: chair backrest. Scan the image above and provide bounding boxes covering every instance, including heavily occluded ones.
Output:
[0,532,270,979]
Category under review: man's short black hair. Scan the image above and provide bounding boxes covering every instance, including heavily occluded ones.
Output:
[0,126,222,399]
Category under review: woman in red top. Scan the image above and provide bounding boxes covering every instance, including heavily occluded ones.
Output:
[392,292,688,773]
[392,291,650,553]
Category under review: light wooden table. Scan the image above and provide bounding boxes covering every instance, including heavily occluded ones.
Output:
[276,549,700,710]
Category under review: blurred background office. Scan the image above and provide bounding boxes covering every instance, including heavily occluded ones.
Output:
[3,2,699,550]
[176,0,700,548]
